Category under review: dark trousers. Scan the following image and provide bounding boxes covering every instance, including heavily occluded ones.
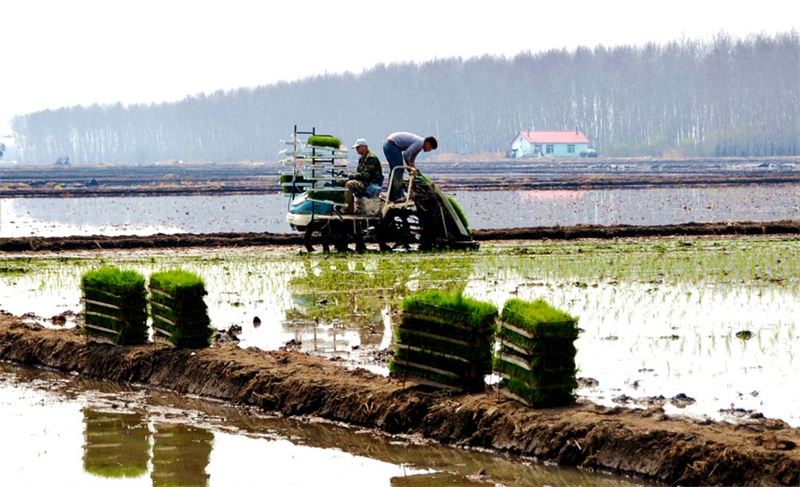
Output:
[383,140,405,200]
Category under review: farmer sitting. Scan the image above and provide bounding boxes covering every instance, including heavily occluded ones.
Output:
[341,138,383,213]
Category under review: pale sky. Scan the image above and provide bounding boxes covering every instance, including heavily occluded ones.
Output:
[0,0,797,138]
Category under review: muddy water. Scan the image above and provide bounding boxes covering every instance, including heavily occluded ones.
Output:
[0,363,654,487]
[1,184,798,237]
[1,238,797,430]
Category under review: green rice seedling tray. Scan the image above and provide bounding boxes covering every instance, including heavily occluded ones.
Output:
[497,323,578,353]
[149,269,212,348]
[402,291,498,331]
[393,290,497,391]
[399,313,496,347]
[498,377,576,408]
[152,325,213,349]
[307,188,347,206]
[493,355,578,388]
[81,267,148,345]
[395,328,492,363]
[150,301,210,327]
[149,270,207,301]
[306,135,342,149]
[388,359,466,391]
[493,298,579,408]
[393,345,487,382]
[500,299,578,334]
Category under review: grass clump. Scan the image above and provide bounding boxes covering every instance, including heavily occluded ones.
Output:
[495,298,579,407]
[307,135,342,149]
[390,290,497,392]
[149,269,212,349]
[81,266,148,345]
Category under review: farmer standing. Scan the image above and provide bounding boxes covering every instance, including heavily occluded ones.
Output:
[382,132,438,201]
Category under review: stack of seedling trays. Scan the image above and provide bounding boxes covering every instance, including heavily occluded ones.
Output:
[279,132,349,206]
[279,172,313,195]
[494,298,579,407]
[389,290,497,392]
[81,266,148,345]
[149,269,212,349]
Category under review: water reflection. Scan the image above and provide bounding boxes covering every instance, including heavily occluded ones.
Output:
[1,364,654,487]
[83,411,149,479]
[151,423,213,487]
[82,409,213,486]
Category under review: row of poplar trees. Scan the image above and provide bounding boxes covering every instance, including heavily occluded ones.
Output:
[10,31,799,165]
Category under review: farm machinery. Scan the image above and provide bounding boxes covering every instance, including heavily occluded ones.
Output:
[280,127,478,252]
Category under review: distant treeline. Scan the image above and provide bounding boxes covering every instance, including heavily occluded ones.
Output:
[10,31,799,164]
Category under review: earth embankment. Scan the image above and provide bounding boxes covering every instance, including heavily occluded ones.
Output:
[1,315,797,486]
[1,220,798,252]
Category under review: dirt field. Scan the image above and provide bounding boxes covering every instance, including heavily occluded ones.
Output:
[0,315,797,486]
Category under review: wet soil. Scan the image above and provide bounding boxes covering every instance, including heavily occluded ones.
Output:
[1,315,798,486]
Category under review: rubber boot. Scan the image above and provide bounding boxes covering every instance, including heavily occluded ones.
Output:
[343,191,355,214]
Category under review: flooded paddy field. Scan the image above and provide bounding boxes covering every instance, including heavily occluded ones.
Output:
[1,184,799,238]
[1,235,799,486]
[1,159,799,485]
[1,238,797,427]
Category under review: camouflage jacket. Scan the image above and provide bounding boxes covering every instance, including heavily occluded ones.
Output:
[350,151,383,185]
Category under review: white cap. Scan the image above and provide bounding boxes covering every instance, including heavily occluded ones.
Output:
[352,138,368,148]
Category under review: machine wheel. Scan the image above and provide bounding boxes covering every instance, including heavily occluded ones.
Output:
[303,222,333,253]
[304,220,357,253]
[377,209,418,251]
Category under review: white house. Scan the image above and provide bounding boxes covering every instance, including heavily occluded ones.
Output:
[510,130,591,158]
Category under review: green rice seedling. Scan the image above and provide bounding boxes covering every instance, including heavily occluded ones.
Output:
[499,376,577,408]
[279,173,312,193]
[388,359,462,390]
[390,290,497,392]
[495,298,579,408]
[447,196,470,234]
[307,188,346,205]
[149,269,212,349]
[306,135,342,149]
[81,266,148,345]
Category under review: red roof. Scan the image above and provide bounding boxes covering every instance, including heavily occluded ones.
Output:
[516,130,590,144]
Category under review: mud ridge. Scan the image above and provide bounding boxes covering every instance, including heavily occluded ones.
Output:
[1,220,798,252]
[1,315,797,486]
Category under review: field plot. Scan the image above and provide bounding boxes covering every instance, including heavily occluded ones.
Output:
[1,236,797,428]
